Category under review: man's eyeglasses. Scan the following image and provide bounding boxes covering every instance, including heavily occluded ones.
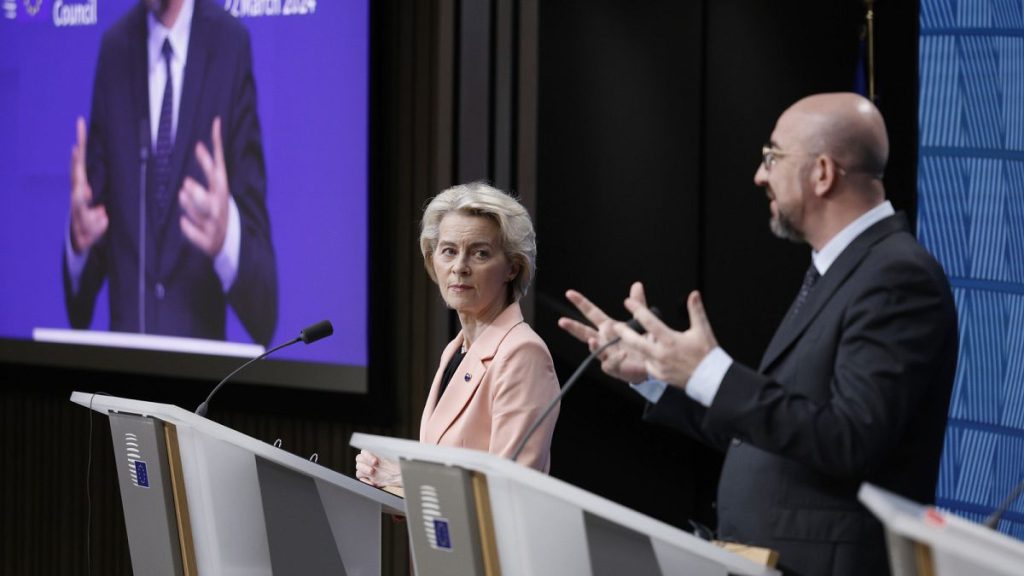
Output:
[761,144,800,171]
[761,144,853,177]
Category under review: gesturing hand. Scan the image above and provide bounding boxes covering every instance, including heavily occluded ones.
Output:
[613,289,718,389]
[558,282,651,384]
[179,117,230,258]
[69,116,108,253]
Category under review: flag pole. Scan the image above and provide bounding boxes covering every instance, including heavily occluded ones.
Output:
[865,0,876,102]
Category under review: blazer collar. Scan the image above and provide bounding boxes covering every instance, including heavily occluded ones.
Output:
[420,301,527,444]
[759,213,911,372]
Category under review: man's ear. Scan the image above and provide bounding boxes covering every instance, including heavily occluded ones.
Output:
[812,155,839,198]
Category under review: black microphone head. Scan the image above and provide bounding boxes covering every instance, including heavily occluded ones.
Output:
[300,320,334,344]
[624,306,661,336]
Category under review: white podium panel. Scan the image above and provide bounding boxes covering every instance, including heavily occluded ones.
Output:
[73,392,403,576]
[352,433,779,576]
[859,483,1024,576]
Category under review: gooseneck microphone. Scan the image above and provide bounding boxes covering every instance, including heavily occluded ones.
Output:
[195,320,334,417]
[984,477,1024,529]
[510,308,660,463]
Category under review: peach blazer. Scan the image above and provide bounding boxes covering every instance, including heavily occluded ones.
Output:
[419,301,560,472]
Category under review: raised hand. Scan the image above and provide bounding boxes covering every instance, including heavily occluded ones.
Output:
[614,289,718,389]
[179,117,231,257]
[69,116,108,253]
[558,282,651,383]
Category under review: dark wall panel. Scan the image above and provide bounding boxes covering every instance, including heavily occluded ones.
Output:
[701,0,864,366]
[535,0,718,529]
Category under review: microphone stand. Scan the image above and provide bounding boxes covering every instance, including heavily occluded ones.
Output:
[138,120,148,334]
[195,337,299,417]
[510,308,659,462]
[984,477,1024,530]
[195,320,334,417]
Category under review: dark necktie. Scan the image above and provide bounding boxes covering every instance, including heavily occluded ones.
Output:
[152,38,174,225]
[790,263,821,319]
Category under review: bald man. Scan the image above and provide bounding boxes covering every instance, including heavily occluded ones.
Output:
[560,93,957,576]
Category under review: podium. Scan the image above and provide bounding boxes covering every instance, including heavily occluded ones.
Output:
[351,433,780,576]
[859,483,1024,576]
[72,392,404,576]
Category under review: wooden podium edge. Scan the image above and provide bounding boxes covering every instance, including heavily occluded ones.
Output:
[914,541,936,576]
[471,471,502,576]
[164,422,198,576]
[713,541,780,568]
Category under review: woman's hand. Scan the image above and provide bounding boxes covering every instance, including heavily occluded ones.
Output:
[354,450,403,488]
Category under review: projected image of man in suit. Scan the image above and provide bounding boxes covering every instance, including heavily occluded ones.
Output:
[64,0,277,346]
[560,93,958,576]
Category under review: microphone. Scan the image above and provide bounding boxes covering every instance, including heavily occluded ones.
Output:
[984,477,1024,530]
[299,319,333,344]
[195,320,334,417]
[510,307,661,463]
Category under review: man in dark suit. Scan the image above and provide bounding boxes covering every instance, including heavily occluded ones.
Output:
[560,93,958,576]
[64,0,277,346]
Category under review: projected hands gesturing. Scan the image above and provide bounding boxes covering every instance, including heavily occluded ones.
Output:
[69,117,109,255]
[179,117,231,258]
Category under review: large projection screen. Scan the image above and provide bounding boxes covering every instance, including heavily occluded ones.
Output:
[0,0,369,392]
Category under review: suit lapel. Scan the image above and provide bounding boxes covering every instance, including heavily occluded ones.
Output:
[420,336,464,440]
[157,1,211,275]
[122,5,150,272]
[759,214,910,372]
[420,303,526,445]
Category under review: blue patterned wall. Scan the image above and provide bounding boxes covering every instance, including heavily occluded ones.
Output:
[919,0,1024,539]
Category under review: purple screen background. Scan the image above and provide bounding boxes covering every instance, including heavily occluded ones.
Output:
[0,0,368,366]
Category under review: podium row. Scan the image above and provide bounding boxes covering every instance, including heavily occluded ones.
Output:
[72,392,1024,576]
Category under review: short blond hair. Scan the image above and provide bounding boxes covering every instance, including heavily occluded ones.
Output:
[420,182,536,302]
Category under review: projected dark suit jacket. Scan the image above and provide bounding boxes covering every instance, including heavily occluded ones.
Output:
[63,0,277,346]
[646,214,957,576]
